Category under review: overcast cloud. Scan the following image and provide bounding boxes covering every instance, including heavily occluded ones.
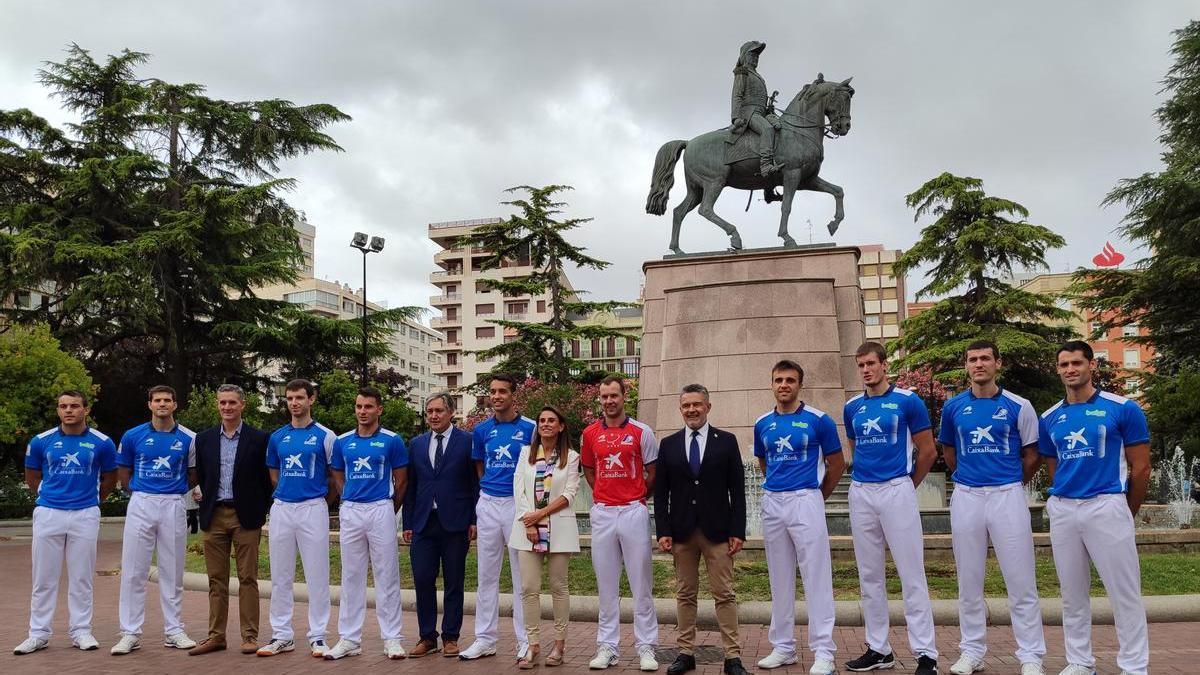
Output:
[1,1,1194,312]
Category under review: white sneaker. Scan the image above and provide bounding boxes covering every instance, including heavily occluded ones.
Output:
[1021,664,1045,675]
[757,650,798,669]
[309,639,328,657]
[73,633,100,651]
[385,638,407,659]
[589,644,619,669]
[951,653,985,674]
[164,632,196,649]
[1057,666,1095,675]
[809,658,836,675]
[459,640,497,660]
[13,637,48,655]
[638,645,659,671]
[256,638,295,656]
[323,638,361,660]
[110,634,141,655]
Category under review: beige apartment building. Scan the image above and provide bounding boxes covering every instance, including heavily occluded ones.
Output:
[428,217,575,413]
[570,306,643,377]
[858,244,907,341]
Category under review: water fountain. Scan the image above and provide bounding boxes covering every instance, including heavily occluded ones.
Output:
[744,463,764,536]
[1162,446,1199,529]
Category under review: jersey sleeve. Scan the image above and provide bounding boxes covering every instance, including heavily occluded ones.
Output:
[1017,400,1039,447]
[842,403,857,441]
[640,425,659,464]
[471,425,486,461]
[905,394,932,434]
[937,400,955,447]
[329,438,345,471]
[265,432,280,468]
[116,430,135,467]
[1037,415,1056,457]
[818,414,843,454]
[99,438,119,472]
[23,436,44,471]
[752,420,767,458]
[323,430,335,461]
[390,435,410,468]
[1119,400,1150,445]
[579,429,595,468]
[186,433,197,469]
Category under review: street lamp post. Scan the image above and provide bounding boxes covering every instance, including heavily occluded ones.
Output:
[350,232,385,386]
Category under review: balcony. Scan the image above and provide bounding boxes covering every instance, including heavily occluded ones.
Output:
[430,293,462,305]
[432,340,462,352]
[434,248,464,265]
[430,269,464,282]
[434,362,463,376]
[430,316,461,329]
[503,313,528,321]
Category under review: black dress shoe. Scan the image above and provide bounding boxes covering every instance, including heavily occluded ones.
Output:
[723,657,749,675]
[667,653,696,675]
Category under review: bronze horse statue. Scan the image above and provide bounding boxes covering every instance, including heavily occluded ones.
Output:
[646,74,854,254]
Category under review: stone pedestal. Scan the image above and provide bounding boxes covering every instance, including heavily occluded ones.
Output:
[638,245,864,452]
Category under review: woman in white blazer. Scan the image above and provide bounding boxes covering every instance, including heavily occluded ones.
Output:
[509,405,581,668]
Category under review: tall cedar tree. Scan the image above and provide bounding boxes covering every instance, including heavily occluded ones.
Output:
[891,173,1073,410]
[0,45,407,428]
[1072,22,1200,457]
[457,185,634,386]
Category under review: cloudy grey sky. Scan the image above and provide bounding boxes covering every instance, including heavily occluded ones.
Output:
[1,1,1193,313]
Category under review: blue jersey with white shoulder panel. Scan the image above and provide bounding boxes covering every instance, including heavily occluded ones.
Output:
[939,388,1038,487]
[331,427,410,503]
[753,405,842,492]
[25,427,118,510]
[266,421,336,502]
[843,385,931,483]
[116,422,196,494]
[472,415,536,498]
[1037,390,1149,499]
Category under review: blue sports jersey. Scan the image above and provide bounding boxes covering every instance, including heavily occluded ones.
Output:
[25,426,118,510]
[1038,390,1149,499]
[116,422,196,495]
[472,414,536,498]
[843,385,931,483]
[939,388,1038,487]
[331,427,410,503]
[753,405,842,492]
[266,421,336,502]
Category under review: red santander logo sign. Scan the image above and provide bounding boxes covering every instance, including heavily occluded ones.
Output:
[1093,241,1125,267]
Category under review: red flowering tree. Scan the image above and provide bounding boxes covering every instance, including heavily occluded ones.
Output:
[461,377,603,441]
[895,366,951,471]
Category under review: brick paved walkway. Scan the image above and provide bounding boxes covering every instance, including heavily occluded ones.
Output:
[0,535,1195,674]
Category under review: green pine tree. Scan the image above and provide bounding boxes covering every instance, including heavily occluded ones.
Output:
[456,185,635,386]
[891,172,1073,410]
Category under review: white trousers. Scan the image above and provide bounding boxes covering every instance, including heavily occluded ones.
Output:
[1047,494,1149,675]
[474,494,526,647]
[337,499,403,643]
[118,492,187,636]
[268,497,331,642]
[848,478,937,659]
[29,505,100,640]
[951,482,1045,664]
[590,502,658,651]
[762,490,836,661]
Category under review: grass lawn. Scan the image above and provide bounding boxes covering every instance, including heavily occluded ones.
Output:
[184,534,1200,601]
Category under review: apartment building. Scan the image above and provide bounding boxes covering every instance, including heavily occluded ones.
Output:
[858,245,907,341]
[569,306,643,377]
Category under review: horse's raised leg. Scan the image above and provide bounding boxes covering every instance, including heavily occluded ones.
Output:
[803,175,846,236]
[669,179,702,255]
[697,180,743,250]
[777,169,804,247]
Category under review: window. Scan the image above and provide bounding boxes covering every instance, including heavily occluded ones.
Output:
[475,281,491,294]
[445,284,457,294]
[506,302,528,315]
[475,303,495,315]
[881,287,898,300]
[476,327,496,339]
[447,375,458,388]
[863,289,880,301]
[626,337,636,355]
[1127,378,1141,394]
[882,313,899,325]
[879,263,894,276]
[571,339,581,358]
[446,353,458,365]
[445,330,457,343]
[1094,349,1109,362]
[1122,323,1140,338]
[1124,349,1140,368]
[859,264,878,276]
[537,300,546,313]
[446,307,458,319]
[1090,321,1103,335]
[864,315,880,326]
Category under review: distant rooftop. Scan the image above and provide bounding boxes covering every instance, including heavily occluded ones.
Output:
[428,217,502,230]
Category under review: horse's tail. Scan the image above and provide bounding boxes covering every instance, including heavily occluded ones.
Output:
[645,139,687,215]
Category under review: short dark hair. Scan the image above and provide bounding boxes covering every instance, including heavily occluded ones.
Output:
[680,383,710,400]
[59,389,89,407]
[489,374,518,393]
[146,384,176,401]
[965,339,1000,360]
[855,341,888,363]
[1056,340,1094,361]
[600,374,627,394]
[771,359,805,385]
[284,378,315,397]
[357,386,383,406]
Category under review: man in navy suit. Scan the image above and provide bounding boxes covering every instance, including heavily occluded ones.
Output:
[403,392,478,657]
[188,384,272,656]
